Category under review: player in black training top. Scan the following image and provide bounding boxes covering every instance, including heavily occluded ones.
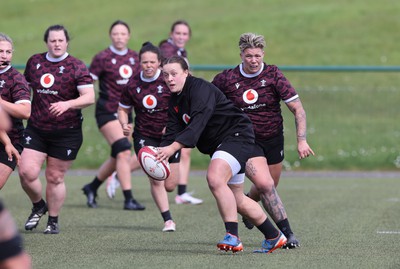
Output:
[157,56,287,253]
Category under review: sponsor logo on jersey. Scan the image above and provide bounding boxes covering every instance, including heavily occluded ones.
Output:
[40,73,55,88]
[143,95,157,109]
[0,80,5,88]
[242,89,258,104]
[182,114,190,124]
[116,79,129,85]
[119,65,133,79]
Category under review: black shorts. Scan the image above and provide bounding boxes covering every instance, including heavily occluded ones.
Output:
[0,142,23,170]
[23,126,83,160]
[133,131,180,164]
[214,136,255,174]
[252,134,284,165]
[95,112,133,129]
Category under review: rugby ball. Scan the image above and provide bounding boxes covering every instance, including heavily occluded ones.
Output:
[138,146,170,181]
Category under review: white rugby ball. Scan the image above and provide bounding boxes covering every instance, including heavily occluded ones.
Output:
[138,146,170,181]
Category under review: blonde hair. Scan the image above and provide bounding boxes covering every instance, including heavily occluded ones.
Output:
[0,33,13,48]
[238,33,266,52]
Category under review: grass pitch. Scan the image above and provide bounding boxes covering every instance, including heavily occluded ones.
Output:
[2,171,400,269]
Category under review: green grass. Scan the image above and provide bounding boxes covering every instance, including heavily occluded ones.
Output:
[2,0,400,170]
[2,172,400,268]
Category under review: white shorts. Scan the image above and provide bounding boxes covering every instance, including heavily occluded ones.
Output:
[211,150,245,185]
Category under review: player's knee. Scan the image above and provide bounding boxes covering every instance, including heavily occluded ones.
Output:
[181,148,191,158]
[164,174,176,192]
[206,174,223,193]
[255,180,274,194]
[18,166,38,184]
[111,138,132,158]
[45,170,65,185]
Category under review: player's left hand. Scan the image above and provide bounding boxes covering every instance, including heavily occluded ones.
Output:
[49,101,71,116]
[5,143,21,165]
[156,146,174,162]
[298,140,315,159]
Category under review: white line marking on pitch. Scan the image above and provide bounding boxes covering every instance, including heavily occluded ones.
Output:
[377,231,400,234]
[385,198,400,202]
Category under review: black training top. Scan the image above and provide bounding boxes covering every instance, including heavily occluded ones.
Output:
[162,76,254,155]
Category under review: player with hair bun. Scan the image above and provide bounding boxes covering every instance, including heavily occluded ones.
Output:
[118,42,180,232]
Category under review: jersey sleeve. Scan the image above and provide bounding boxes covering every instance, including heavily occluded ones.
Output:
[159,41,175,59]
[75,60,94,90]
[211,71,226,90]
[12,71,31,103]
[119,84,132,109]
[88,53,104,81]
[273,66,298,102]
[175,80,216,148]
[23,56,34,85]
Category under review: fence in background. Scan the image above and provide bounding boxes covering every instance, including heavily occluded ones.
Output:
[12,64,400,72]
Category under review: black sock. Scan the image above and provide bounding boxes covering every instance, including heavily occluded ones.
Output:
[48,216,58,224]
[89,177,103,191]
[256,218,279,239]
[225,222,238,237]
[123,190,133,201]
[177,184,186,195]
[276,218,293,237]
[33,199,46,209]
[161,210,172,222]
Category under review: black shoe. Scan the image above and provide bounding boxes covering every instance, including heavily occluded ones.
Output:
[242,215,254,230]
[82,184,97,208]
[124,199,145,210]
[282,233,300,249]
[25,203,48,231]
[44,222,59,234]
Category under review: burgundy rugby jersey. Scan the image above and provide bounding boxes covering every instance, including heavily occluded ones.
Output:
[119,69,170,139]
[24,52,93,131]
[90,46,140,114]
[0,65,30,144]
[159,39,187,59]
[212,63,298,140]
